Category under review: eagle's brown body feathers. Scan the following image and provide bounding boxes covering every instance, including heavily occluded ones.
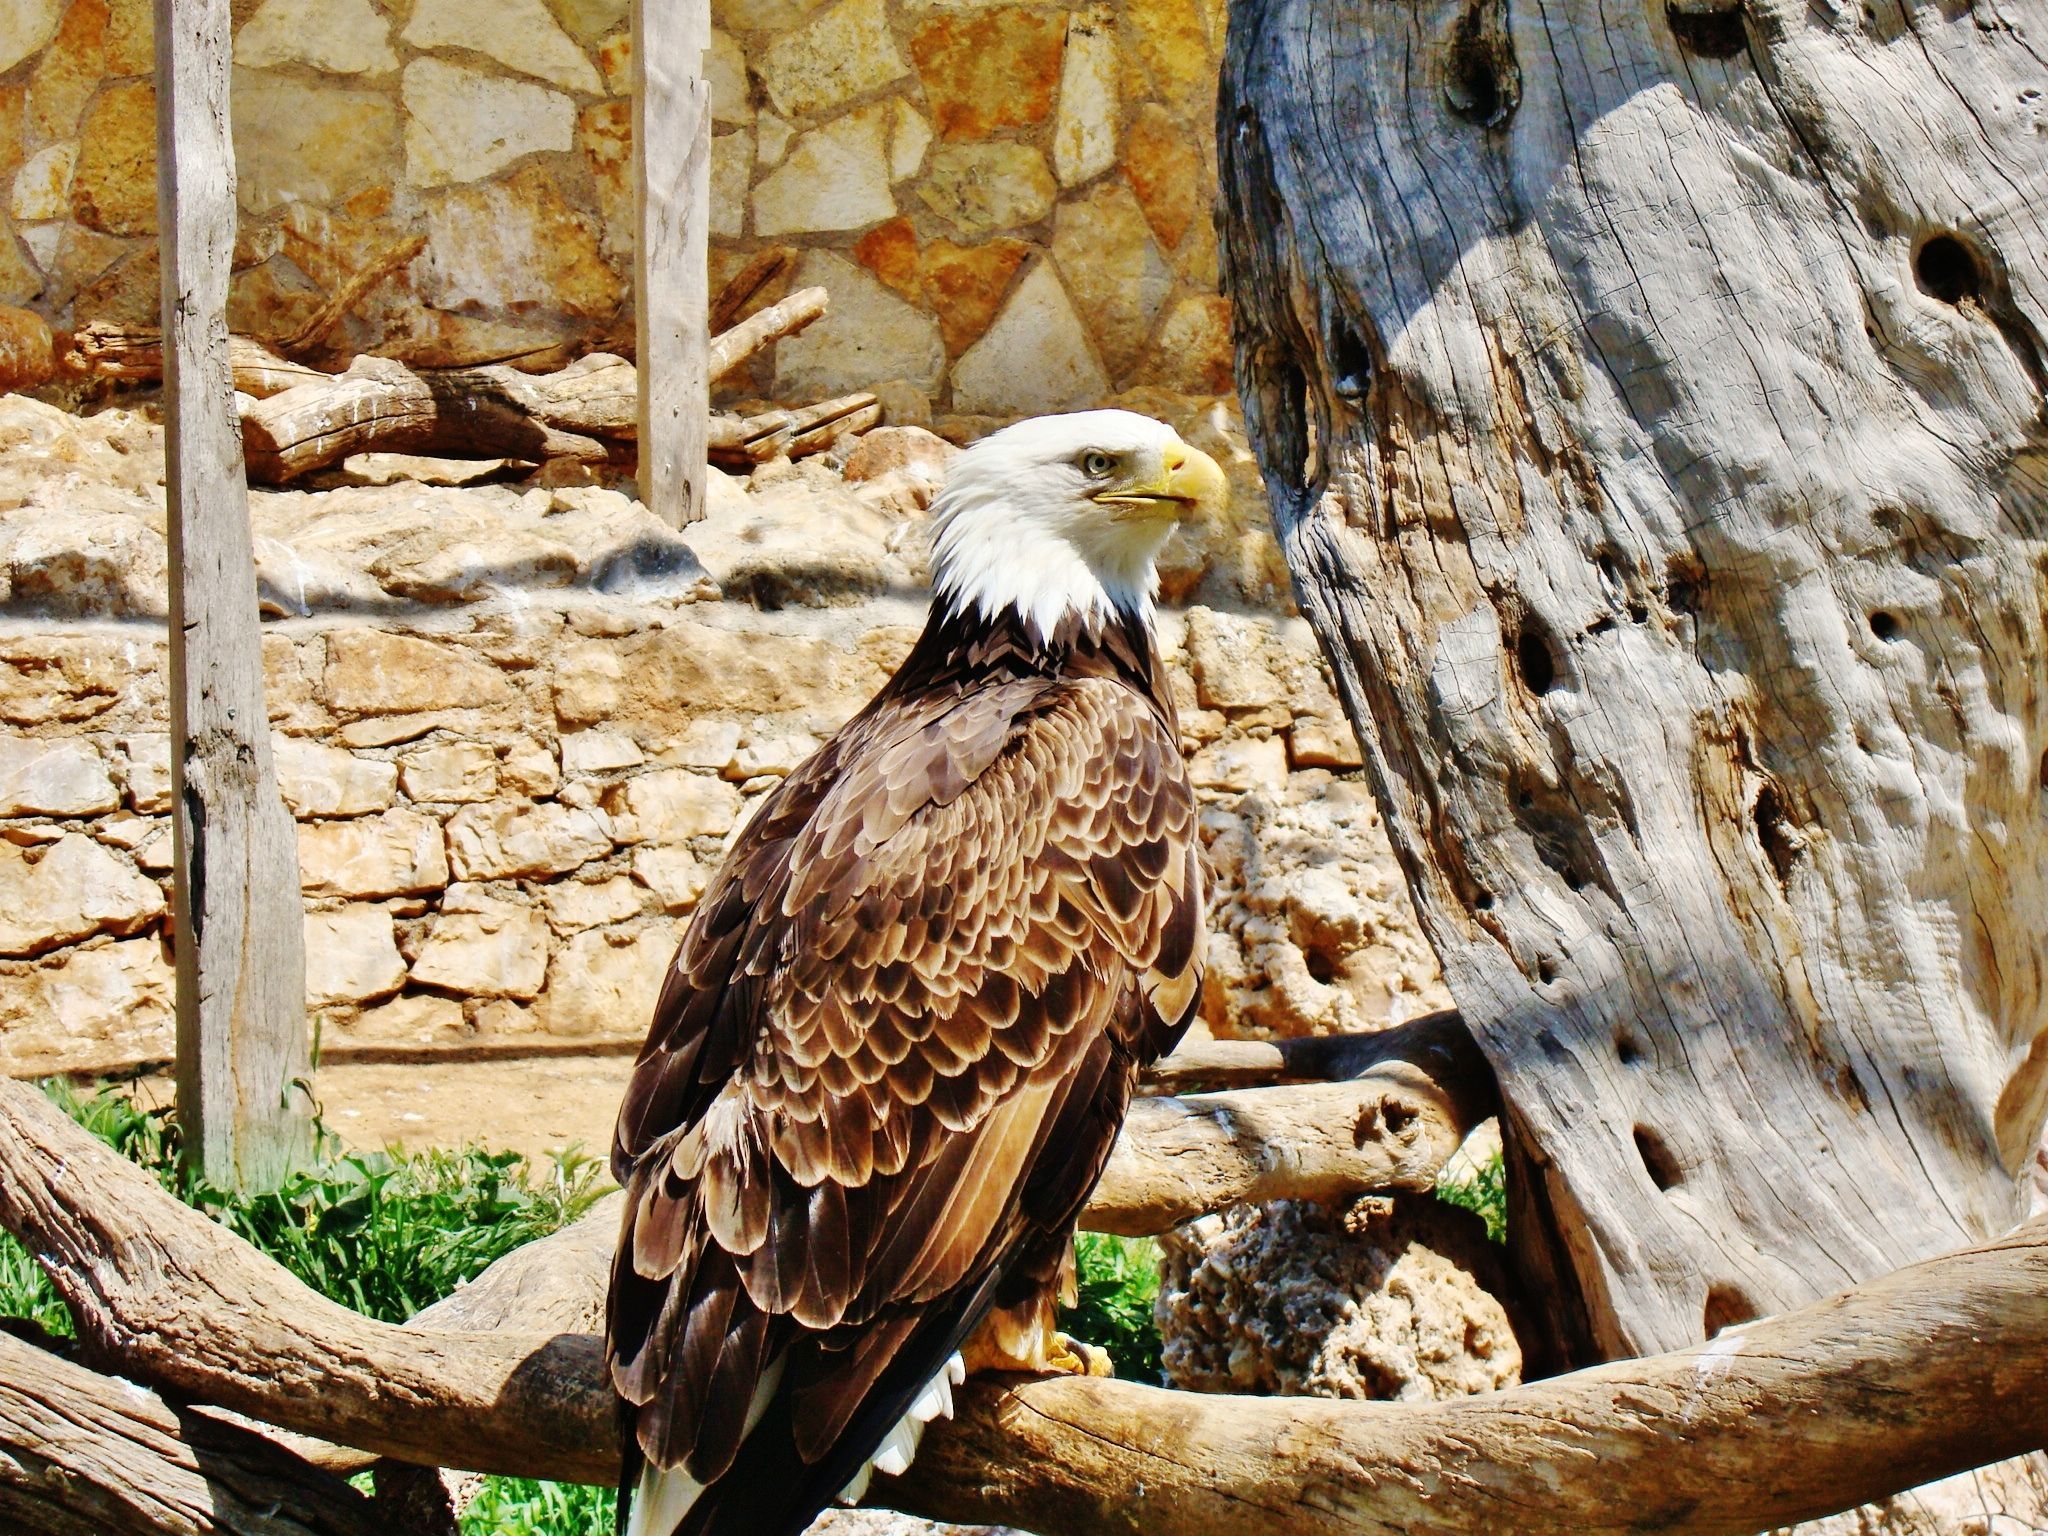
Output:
[608,601,1205,1536]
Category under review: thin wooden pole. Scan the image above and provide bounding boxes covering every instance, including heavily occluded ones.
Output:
[155,0,309,1191]
[632,0,712,528]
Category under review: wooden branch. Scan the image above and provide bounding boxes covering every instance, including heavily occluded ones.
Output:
[155,0,310,1190]
[0,1329,381,1536]
[889,1214,2048,1536]
[4,1073,2045,1535]
[276,233,428,357]
[707,284,827,380]
[1139,1010,1480,1094]
[0,1077,611,1484]
[710,390,878,466]
[59,322,325,396]
[709,246,793,334]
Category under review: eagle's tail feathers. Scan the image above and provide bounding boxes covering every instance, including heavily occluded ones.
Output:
[836,1350,966,1505]
[626,1462,704,1536]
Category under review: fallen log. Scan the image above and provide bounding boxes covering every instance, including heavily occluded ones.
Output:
[61,322,327,397]
[709,246,794,335]
[705,285,825,381]
[1137,1010,1480,1095]
[0,1329,381,1536]
[709,390,880,467]
[2,1068,2042,1533]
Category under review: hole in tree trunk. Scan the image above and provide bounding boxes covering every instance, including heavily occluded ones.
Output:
[1515,624,1558,695]
[1616,1033,1644,1066]
[1868,609,1901,640]
[1703,1284,1759,1336]
[2039,748,2048,791]
[1443,0,1521,127]
[1914,232,1983,306]
[1668,1,1748,56]
[1752,779,1802,884]
[1633,1124,1682,1190]
[1328,313,1375,401]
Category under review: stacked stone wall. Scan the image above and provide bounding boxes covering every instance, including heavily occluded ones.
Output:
[0,396,1449,1079]
[1,0,1229,419]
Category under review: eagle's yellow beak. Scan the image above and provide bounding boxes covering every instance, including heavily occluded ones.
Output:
[1093,439,1227,522]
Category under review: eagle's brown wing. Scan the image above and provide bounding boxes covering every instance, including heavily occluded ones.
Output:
[608,672,1202,1535]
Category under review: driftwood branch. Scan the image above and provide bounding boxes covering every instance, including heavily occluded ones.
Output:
[1138,1010,1480,1094]
[709,391,880,467]
[2,1073,2044,1533]
[706,285,825,381]
[0,1329,381,1536]
[708,246,793,335]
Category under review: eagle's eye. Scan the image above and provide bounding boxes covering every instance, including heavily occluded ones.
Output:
[1081,451,1116,478]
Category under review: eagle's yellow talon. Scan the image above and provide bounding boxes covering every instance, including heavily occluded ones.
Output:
[1048,1334,1115,1377]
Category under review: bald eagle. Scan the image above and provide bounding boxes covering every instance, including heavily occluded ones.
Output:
[608,410,1223,1536]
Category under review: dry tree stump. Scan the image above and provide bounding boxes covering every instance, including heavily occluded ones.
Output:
[1219,0,2048,1375]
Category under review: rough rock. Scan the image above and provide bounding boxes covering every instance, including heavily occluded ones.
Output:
[756,0,906,119]
[416,162,621,320]
[0,833,163,957]
[232,70,402,217]
[604,768,741,844]
[630,844,707,913]
[274,738,398,818]
[403,0,602,93]
[0,936,173,1076]
[1053,7,1119,186]
[410,894,550,999]
[751,105,896,238]
[561,730,643,775]
[234,0,399,75]
[1122,102,1202,253]
[909,7,1065,141]
[323,631,513,716]
[1188,735,1287,794]
[888,100,930,183]
[398,741,500,804]
[304,903,407,1007]
[298,808,451,899]
[773,248,943,398]
[4,508,168,618]
[1050,179,1174,378]
[116,734,168,814]
[0,735,116,816]
[1158,1195,1522,1401]
[920,235,1029,359]
[68,79,156,235]
[0,1,64,75]
[952,260,1107,416]
[1148,293,1234,395]
[542,873,644,934]
[330,991,469,1048]
[917,143,1055,235]
[402,58,576,188]
[1124,0,1216,114]
[444,799,612,880]
[11,143,74,223]
[710,128,750,239]
[26,0,106,143]
[707,29,749,126]
[537,922,677,1037]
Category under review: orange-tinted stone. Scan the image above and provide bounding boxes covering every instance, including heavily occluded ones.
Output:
[853,216,923,304]
[909,7,1064,141]
[72,238,158,325]
[1123,103,1202,253]
[101,0,149,74]
[0,85,28,186]
[1150,293,1233,394]
[28,0,108,140]
[1125,0,1214,113]
[69,78,155,236]
[921,235,1028,358]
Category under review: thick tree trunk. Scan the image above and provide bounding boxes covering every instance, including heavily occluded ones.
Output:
[1218,0,2048,1370]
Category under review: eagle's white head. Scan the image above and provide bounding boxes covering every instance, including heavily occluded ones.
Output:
[927,409,1228,639]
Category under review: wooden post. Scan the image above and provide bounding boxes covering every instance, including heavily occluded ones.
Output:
[155,0,310,1191]
[632,0,712,528]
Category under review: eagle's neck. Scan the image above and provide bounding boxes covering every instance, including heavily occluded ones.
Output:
[897,594,1174,722]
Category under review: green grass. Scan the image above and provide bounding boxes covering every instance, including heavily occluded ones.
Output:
[1065,1231,1164,1382]
[459,1475,616,1536]
[1436,1143,1508,1242]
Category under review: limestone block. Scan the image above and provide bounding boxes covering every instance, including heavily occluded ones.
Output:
[707,29,749,125]
[0,936,173,1077]
[0,221,40,306]
[10,142,73,222]
[1053,8,1118,187]
[323,630,513,716]
[399,741,499,804]
[543,873,644,934]
[548,0,629,44]
[416,162,621,320]
[404,0,601,92]
[840,425,954,487]
[444,799,611,880]
[538,922,678,1037]
[756,0,906,119]
[919,235,1028,358]
[888,100,929,182]
[751,105,895,238]
[1124,0,1214,114]
[303,903,406,1007]
[561,730,644,775]
[1184,607,1286,711]
[298,808,451,899]
[402,58,576,188]
[102,0,149,73]
[231,70,401,216]
[952,260,1108,416]
[731,725,820,780]
[273,737,398,818]
[0,833,164,957]
[0,735,116,816]
[1188,734,1288,794]
[370,530,583,605]
[1149,293,1234,395]
[332,991,468,1047]
[917,142,1055,235]
[0,1,64,77]
[410,895,550,999]
[756,111,794,167]
[1123,103,1202,252]
[1289,717,1364,770]
[711,128,750,239]
[774,249,943,398]
[552,640,623,729]
[1050,178,1174,378]
[0,631,156,728]
[116,734,168,814]
[235,0,398,75]
[6,508,168,618]
[605,768,741,844]
[501,735,561,797]
[24,0,102,143]
[662,719,742,774]
[69,79,155,235]
[630,844,707,913]
[909,7,1064,141]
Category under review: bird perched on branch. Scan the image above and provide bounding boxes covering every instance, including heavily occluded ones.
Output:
[607,409,1222,1536]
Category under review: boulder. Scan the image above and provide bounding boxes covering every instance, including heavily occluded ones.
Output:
[0,833,164,957]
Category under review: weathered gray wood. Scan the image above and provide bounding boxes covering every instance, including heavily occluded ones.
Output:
[633,0,712,528]
[1218,0,2048,1370]
[0,1330,382,1536]
[8,1068,2047,1536]
[154,0,309,1192]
